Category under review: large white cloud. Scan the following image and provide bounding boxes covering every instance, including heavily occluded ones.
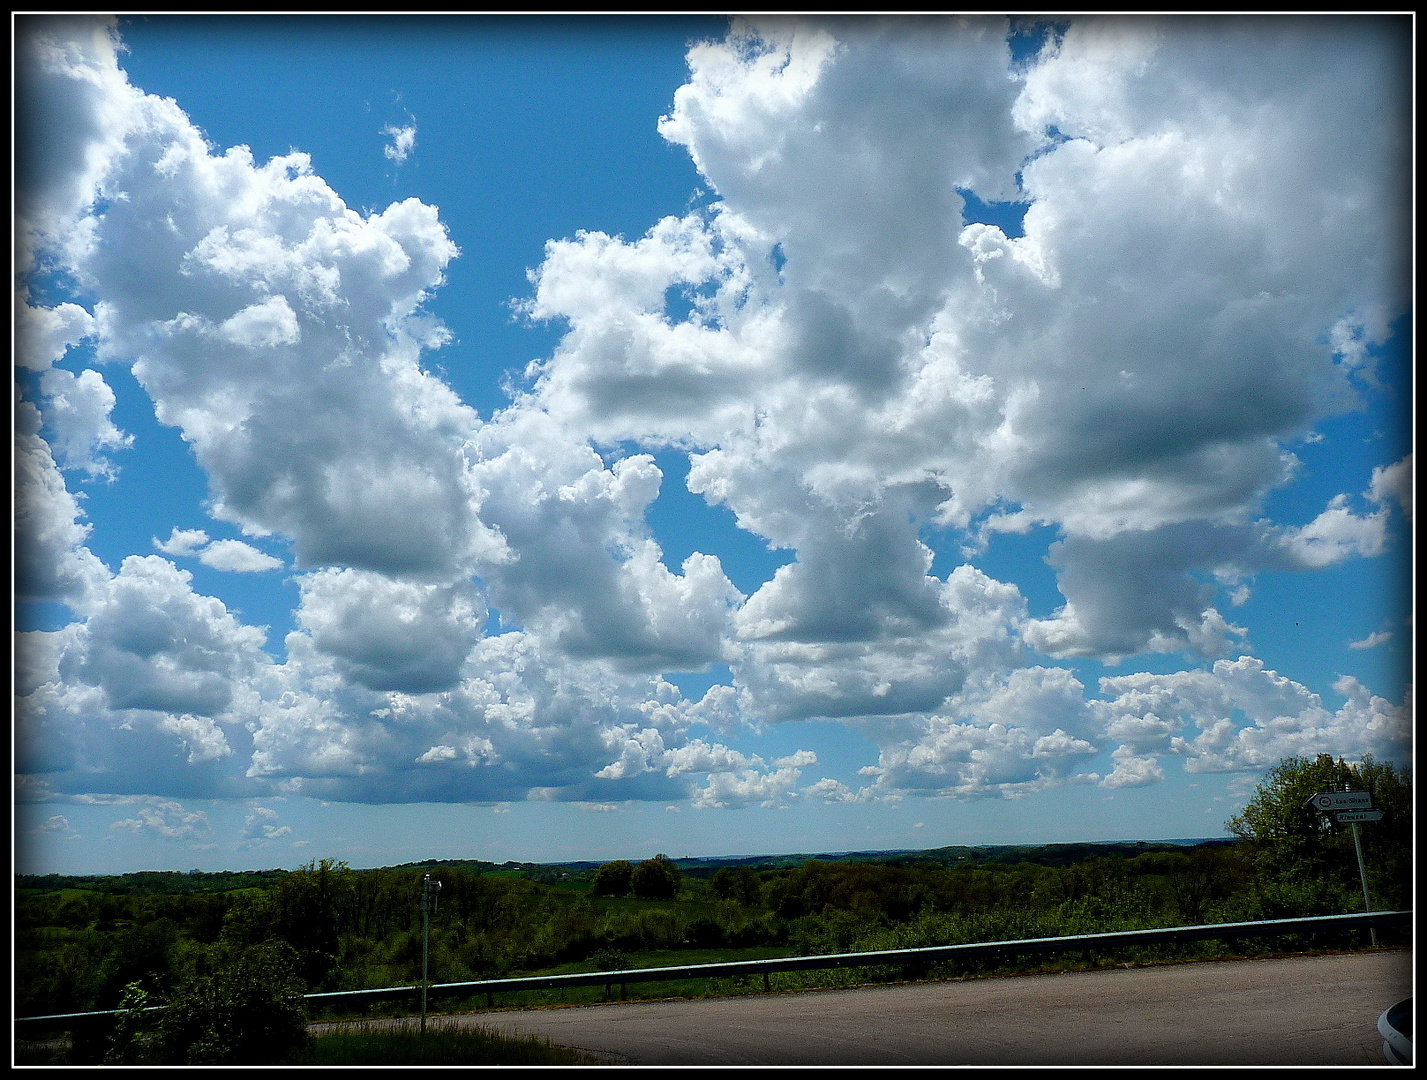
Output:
[530,13,1409,668]
[19,16,493,580]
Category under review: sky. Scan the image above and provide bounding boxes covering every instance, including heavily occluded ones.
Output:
[14,14,1413,876]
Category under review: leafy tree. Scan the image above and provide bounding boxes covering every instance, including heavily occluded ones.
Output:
[270,858,353,987]
[156,940,311,1065]
[92,917,181,1006]
[1226,753,1412,915]
[710,865,764,907]
[631,855,682,900]
[591,860,635,897]
[103,982,162,1065]
[1165,848,1235,924]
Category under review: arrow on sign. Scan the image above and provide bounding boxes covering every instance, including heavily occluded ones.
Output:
[1334,810,1383,823]
[1310,791,1373,811]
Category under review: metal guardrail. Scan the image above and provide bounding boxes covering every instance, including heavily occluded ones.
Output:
[16,909,1410,1029]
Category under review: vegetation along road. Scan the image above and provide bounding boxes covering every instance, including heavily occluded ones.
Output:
[434,950,1410,1066]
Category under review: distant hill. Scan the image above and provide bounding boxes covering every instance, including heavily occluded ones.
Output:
[16,837,1236,893]
[381,837,1237,877]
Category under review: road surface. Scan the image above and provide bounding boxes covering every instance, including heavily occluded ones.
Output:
[403,951,1410,1066]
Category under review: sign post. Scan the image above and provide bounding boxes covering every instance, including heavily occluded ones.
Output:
[1308,789,1378,946]
[419,873,443,1035]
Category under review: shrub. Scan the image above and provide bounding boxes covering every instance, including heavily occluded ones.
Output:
[156,941,311,1065]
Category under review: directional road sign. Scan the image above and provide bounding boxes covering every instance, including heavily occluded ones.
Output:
[1334,810,1384,823]
[1310,791,1373,811]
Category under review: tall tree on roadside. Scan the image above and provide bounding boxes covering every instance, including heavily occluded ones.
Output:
[1226,754,1411,915]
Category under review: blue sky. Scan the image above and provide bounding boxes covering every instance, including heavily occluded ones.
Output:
[15,15,1412,875]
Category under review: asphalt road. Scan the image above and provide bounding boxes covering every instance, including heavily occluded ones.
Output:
[425,951,1411,1066]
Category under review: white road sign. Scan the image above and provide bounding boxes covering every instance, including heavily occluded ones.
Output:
[1310,791,1373,811]
[1334,810,1383,823]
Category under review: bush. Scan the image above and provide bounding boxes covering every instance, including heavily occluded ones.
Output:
[103,982,162,1065]
[589,946,632,972]
[156,941,311,1065]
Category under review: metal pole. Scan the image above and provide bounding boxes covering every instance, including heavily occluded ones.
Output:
[421,891,430,1035]
[419,873,441,1034]
[1349,821,1378,947]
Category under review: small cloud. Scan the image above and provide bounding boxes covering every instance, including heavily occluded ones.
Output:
[110,798,211,840]
[152,530,281,572]
[383,123,416,164]
[1348,629,1392,650]
[775,750,817,768]
[39,815,71,833]
[240,805,293,846]
[1100,749,1163,789]
[154,527,211,557]
[198,538,284,573]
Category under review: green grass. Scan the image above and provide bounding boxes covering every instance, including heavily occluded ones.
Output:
[297,1018,582,1065]
[15,1020,584,1067]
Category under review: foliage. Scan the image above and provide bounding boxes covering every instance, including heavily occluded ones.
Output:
[631,855,682,900]
[103,982,161,1065]
[269,858,355,986]
[766,860,937,921]
[155,940,311,1065]
[710,865,764,906]
[591,859,634,897]
[1226,753,1412,912]
[590,946,633,971]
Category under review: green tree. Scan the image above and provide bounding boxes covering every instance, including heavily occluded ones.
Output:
[156,941,311,1065]
[591,860,635,897]
[631,855,682,900]
[710,865,764,907]
[1226,753,1412,916]
[103,982,161,1065]
[270,858,354,987]
[93,917,181,1006]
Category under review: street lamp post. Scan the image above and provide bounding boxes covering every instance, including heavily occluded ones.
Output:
[419,873,442,1035]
